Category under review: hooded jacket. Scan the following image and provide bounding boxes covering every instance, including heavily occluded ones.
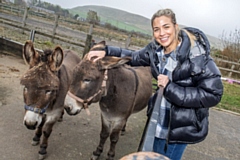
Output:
[105,27,223,143]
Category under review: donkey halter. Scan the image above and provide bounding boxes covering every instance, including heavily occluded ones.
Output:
[68,69,108,110]
[24,103,50,114]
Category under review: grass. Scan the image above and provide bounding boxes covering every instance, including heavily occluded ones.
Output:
[216,81,240,114]
[69,7,151,34]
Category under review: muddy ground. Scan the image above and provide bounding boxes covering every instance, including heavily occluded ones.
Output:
[0,54,240,160]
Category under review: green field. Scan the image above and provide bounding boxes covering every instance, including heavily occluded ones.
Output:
[217,81,240,113]
[68,6,152,35]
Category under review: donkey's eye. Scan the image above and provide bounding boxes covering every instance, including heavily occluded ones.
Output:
[45,90,52,95]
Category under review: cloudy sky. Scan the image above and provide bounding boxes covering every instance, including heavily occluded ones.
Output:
[43,0,240,38]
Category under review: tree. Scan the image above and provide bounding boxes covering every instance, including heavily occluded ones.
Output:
[73,14,79,20]
[62,9,69,17]
[220,28,240,61]
[27,0,38,6]
[86,10,100,25]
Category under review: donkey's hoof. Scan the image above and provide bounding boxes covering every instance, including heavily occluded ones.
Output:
[31,140,39,146]
[58,117,63,122]
[121,130,125,136]
[38,153,47,160]
[90,155,99,160]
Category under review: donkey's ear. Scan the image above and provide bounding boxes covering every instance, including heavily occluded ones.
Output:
[99,56,131,69]
[90,41,106,51]
[98,41,106,46]
[23,40,40,67]
[49,46,64,71]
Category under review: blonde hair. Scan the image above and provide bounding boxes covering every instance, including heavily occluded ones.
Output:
[182,29,196,48]
[151,8,177,27]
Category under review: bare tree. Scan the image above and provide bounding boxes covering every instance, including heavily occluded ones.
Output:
[27,0,38,6]
[220,28,240,61]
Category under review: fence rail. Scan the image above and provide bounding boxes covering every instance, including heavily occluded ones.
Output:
[0,16,86,50]
[213,55,240,78]
[0,4,93,57]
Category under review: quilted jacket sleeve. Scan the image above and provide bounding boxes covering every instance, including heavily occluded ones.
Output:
[164,58,223,108]
[106,43,153,66]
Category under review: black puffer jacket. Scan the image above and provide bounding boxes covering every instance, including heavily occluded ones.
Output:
[105,27,223,144]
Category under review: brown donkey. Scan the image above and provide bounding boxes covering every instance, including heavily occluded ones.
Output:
[20,41,81,159]
[64,41,152,160]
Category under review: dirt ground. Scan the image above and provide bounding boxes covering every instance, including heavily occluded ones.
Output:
[0,54,240,160]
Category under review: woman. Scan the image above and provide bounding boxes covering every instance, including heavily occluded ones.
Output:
[88,8,223,160]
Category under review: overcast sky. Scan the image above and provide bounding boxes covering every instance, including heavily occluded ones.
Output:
[43,0,240,38]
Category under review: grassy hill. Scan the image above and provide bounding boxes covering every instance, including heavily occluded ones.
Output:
[69,5,152,34]
[69,5,221,49]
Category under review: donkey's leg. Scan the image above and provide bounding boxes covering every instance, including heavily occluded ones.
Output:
[121,122,127,136]
[107,119,127,160]
[58,109,64,122]
[38,120,56,160]
[91,115,110,160]
[32,115,46,146]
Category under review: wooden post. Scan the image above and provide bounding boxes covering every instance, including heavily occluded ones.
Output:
[82,24,93,58]
[125,34,132,49]
[29,30,36,42]
[228,64,235,78]
[51,14,60,43]
[22,7,29,34]
[0,1,2,12]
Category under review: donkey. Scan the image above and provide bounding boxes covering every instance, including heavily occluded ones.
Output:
[20,41,81,159]
[64,41,152,160]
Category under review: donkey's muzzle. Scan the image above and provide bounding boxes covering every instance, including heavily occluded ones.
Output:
[24,121,37,130]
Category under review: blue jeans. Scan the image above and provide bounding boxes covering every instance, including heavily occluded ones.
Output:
[153,137,187,160]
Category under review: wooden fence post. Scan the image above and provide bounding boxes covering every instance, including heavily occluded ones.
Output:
[125,34,132,49]
[228,64,235,78]
[51,14,60,43]
[82,24,93,58]
[22,7,29,34]
[29,30,36,42]
[0,2,2,12]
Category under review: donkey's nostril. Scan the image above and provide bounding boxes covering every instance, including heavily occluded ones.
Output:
[24,121,37,130]
[64,106,71,112]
